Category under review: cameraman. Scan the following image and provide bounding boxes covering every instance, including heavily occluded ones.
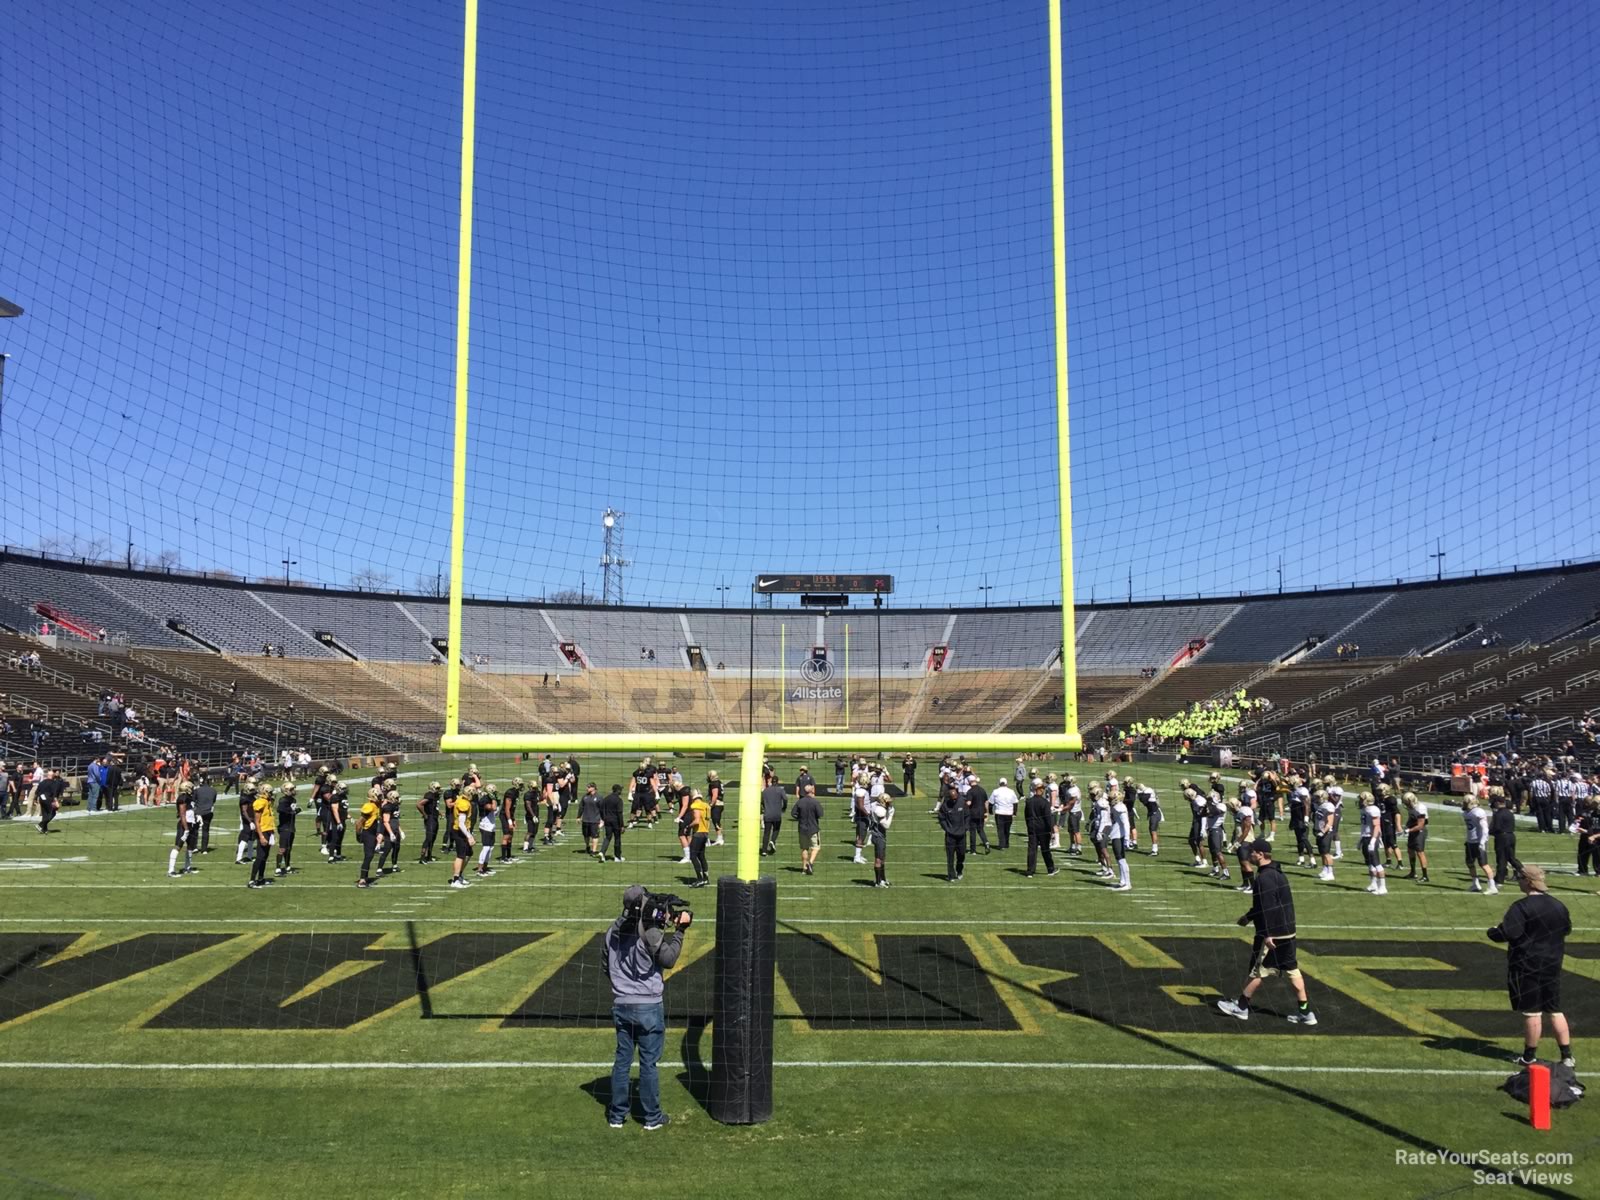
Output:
[604,884,692,1129]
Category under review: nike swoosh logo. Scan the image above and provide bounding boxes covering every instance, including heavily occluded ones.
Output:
[758,578,778,588]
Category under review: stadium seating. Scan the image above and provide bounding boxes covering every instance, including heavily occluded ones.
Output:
[8,550,1600,767]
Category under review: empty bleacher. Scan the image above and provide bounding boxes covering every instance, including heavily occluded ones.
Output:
[1305,575,1549,659]
[1076,603,1240,672]
[1203,591,1383,663]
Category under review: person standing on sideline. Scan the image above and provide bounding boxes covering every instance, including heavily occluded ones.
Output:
[604,884,692,1129]
[901,753,917,795]
[417,782,442,864]
[938,787,969,882]
[1216,839,1318,1026]
[578,782,604,860]
[989,776,1018,851]
[1489,792,1522,886]
[793,783,823,876]
[1023,777,1058,877]
[1358,791,1387,896]
[1107,788,1133,891]
[759,771,787,855]
[1136,779,1162,856]
[1488,865,1574,1068]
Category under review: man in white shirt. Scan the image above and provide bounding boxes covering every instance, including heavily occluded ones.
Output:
[989,779,1019,851]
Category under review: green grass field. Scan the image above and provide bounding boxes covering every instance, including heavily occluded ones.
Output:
[2,753,1596,1199]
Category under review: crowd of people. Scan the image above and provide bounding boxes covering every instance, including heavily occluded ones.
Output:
[1124,689,1270,746]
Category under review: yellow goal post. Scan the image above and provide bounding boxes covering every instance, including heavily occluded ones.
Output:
[439,0,1082,882]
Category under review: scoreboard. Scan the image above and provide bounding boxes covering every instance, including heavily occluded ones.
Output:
[754,573,893,595]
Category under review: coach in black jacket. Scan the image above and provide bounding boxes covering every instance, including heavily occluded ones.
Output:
[1215,839,1318,1026]
[938,791,969,882]
[1023,778,1056,877]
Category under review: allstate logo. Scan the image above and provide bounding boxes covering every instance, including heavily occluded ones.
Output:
[800,656,835,684]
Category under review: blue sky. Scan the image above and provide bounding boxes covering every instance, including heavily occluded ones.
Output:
[3,0,1596,607]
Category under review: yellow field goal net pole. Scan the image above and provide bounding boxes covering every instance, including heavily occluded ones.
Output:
[440,0,1083,883]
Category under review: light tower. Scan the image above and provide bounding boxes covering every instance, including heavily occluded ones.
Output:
[600,508,629,605]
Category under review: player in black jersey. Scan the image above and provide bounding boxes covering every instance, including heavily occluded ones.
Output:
[628,758,655,827]
[377,786,403,875]
[274,783,300,876]
[500,779,522,863]
[417,782,443,864]
[475,786,499,876]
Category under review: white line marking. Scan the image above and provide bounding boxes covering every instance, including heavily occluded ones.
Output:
[0,1060,1507,1077]
[0,917,1554,933]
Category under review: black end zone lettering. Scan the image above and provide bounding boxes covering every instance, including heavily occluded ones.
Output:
[0,934,231,1025]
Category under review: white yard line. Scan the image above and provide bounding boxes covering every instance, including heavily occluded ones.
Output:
[0,1060,1508,1078]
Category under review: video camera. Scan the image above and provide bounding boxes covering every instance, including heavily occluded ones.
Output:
[636,890,693,931]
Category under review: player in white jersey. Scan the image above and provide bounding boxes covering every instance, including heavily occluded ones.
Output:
[1236,781,1257,850]
[1089,785,1112,876]
[1314,791,1338,881]
[1107,795,1132,890]
[1184,780,1207,866]
[1232,800,1256,891]
[1133,779,1161,855]
[1402,793,1431,882]
[1324,776,1346,859]
[1462,796,1498,893]
[1205,787,1230,881]
[1358,792,1387,895]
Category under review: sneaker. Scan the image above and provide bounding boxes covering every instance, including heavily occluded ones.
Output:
[275,868,286,877]
[608,1120,625,1129]
[1215,999,1249,1021]
[246,880,264,889]
[1512,1053,1538,1067]
[355,879,370,889]
[1047,869,1060,877]
[614,857,624,863]
[449,878,470,889]
[875,880,890,888]
[712,837,724,846]
[167,870,179,878]
[1470,882,1482,893]
[1111,882,1132,891]
[643,1115,670,1131]
[1286,1011,1318,1026]
[320,846,330,857]
[1236,883,1253,892]
[1561,1056,1575,1069]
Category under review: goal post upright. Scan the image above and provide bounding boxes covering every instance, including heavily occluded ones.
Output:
[1049,0,1080,739]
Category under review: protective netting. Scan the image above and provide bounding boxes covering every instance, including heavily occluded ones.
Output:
[4,1,1596,612]
[2,2,1600,1120]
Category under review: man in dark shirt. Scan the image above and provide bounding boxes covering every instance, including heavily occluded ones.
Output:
[965,778,991,855]
[1488,865,1574,1068]
[37,769,68,834]
[1488,793,1522,886]
[1216,840,1317,1025]
[599,783,626,863]
[192,773,219,853]
[938,790,969,882]
[759,773,787,855]
[1023,777,1057,878]
[792,784,823,875]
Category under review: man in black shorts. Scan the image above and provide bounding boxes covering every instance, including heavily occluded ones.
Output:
[1402,793,1430,882]
[1216,839,1317,1026]
[1488,865,1574,1068]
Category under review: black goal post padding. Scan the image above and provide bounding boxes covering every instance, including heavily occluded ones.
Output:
[709,874,777,1124]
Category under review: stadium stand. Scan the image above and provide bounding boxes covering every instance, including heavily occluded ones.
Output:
[91,573,334,656]
[1075,603,1240,672]
[1,559,189,647]
[1303,574,1548,658]
[9,551,1600,768]
[1201,591,1384,663]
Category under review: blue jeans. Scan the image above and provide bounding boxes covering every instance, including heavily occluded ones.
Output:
[86,782,100,813]
[608,1001,666,1125]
